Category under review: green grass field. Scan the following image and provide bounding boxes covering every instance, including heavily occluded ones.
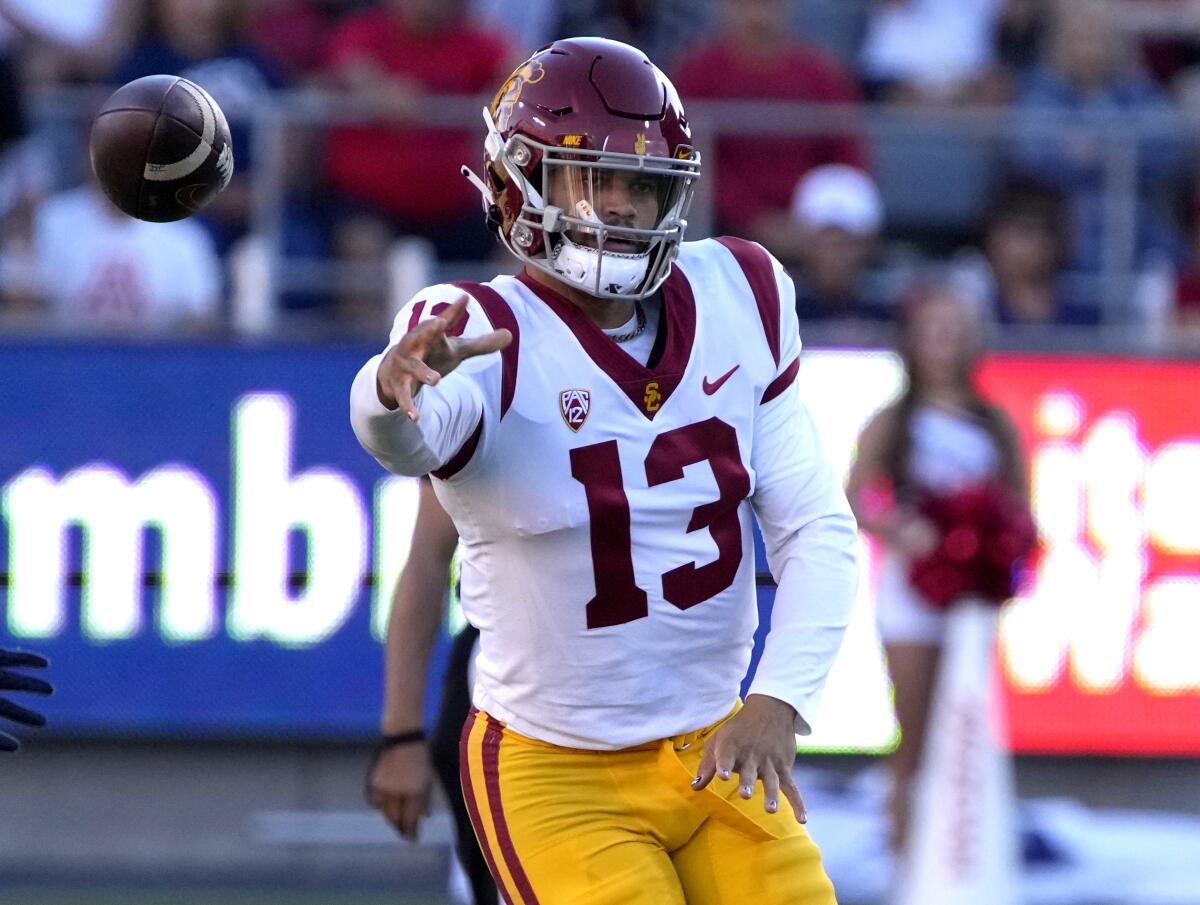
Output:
[0,890,451,905]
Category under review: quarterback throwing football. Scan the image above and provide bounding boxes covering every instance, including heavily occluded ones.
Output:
[351,38,859,905]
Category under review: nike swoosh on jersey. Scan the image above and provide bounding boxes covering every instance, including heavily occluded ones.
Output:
[702,365,740,395]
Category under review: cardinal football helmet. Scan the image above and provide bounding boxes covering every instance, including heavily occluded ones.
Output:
[463,37,701,300]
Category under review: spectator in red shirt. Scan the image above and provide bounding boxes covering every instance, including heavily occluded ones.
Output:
[245,0,340,85]
[1150,187,1200,342]
[323,0,514,259]
[672,0,868,255]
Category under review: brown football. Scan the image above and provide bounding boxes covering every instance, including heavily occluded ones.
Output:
[89,74,235,223]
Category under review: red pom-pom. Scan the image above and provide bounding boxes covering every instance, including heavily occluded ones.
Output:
[907,481,1037,609]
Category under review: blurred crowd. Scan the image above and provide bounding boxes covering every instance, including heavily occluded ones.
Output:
[3,0,1200,343]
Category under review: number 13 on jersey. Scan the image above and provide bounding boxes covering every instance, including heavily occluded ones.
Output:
[569,417,750,629]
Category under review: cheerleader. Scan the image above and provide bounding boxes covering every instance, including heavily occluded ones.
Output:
[847,285,1027,852]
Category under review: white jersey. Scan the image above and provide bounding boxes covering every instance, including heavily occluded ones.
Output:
[351,237,859,749]
[907,404,1000,492]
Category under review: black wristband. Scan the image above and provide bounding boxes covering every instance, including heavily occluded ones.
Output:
[380,729,426,748]
[364,729,427,805]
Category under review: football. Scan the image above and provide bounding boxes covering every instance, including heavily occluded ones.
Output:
[89,74,235,223]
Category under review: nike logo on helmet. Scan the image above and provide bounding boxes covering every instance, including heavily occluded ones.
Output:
[702,365,740,395]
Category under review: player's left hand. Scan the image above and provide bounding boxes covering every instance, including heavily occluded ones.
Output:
[691,694,806,823]
[0,649,53,753]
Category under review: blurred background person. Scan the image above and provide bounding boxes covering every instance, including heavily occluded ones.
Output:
[0,22,39,323]
[1133,177,1200,343]
[858,0,1008,104]
[367,478,496,905]
[0,0,132,83]
[953,179,1101,325]
[244,0,349,86]
[321,0,513,327]
[1008,0,1186,280]
[845,284,1027,853]
[470,0,558,59]
[993,0,1054,78]
[553,0,713,69]
[112,0,284,258]
[0,0,127,324]
[1107,0,1200,87]
[32,163,222,335]
[785,163,894,322]
[672,0,868,259]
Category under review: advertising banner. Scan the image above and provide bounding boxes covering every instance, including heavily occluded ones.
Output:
[2,343,1197,753]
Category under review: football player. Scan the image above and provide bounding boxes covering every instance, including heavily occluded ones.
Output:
[351,37,859,905]
[1,649,52,752]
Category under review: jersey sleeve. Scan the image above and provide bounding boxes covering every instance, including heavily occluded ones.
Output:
[762,258,802,405]
[747,258,860,735]
[350,284,502,478]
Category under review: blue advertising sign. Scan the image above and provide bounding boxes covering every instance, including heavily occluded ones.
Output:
[0,339,774,739]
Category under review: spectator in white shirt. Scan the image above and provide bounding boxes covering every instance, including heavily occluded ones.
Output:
[859,0,1006,103]
[34,179,223,335]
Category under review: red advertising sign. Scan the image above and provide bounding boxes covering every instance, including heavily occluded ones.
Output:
[978,355,1200,754]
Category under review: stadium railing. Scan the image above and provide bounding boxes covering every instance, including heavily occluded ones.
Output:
[25,87,1200,351]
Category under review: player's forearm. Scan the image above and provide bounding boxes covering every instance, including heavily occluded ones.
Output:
[380,562,450,733]
[350,354,481,476]
[748,511,860,734]
[749,397,861,733]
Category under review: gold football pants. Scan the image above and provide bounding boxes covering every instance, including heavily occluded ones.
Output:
[459,705,837,905]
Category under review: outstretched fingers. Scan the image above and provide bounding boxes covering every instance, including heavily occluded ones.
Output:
[435,294,470,333]
[760,764,781,815]
[736,761,759,801]
[380,294,510,420]
[0,697,47,727]
[692,740,738,791]
[390,356,442,423]
[0,651,49,670]
[692,743,718,791]
[0,671,53,696]
[779,769,807,823]
[386,314,452,420]
[457,328,512,360]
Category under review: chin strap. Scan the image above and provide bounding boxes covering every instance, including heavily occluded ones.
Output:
[461,164,491,202]
[461,164,506,238]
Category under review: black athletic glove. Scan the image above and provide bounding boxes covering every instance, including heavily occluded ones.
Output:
[0,649,53,752]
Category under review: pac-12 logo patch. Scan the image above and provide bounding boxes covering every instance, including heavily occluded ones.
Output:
[560,389,591,432]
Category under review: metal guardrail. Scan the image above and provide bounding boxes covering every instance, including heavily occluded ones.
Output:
[26,87,1200,353]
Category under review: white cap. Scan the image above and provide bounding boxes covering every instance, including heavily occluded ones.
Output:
[790,164,884,235]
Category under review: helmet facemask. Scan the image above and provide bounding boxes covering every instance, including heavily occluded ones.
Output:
[465,108,701,301]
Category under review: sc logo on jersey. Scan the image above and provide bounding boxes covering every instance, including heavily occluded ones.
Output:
[560,388,591,432]
[643,381,662,412]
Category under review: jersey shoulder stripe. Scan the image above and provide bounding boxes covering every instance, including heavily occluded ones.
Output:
[713,236,781,367]
[452,280,520,418]
[761,355,800,405]
[431,416,484,480]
